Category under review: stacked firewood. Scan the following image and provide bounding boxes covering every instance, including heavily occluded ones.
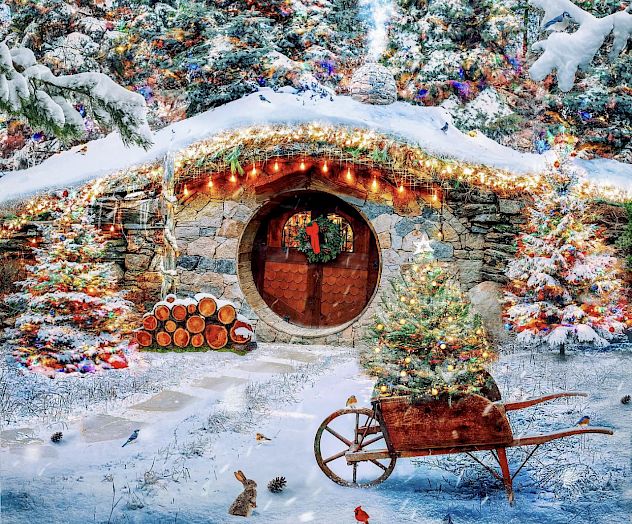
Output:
[135,293,255,351]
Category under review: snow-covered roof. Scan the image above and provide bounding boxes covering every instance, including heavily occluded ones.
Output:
[0,87,630,204]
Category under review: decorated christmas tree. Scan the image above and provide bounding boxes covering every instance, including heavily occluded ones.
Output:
[6,189,137,375]
[503,140,629,353]
[363,242,497,401]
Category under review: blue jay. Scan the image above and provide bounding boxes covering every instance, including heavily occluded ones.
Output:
[544,11,571,29]
[441,122,449,133]
[122,429,140,447]
[576,416,590,426]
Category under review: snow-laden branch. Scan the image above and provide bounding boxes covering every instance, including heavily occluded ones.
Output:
[529,0,632,92]
[0,42,152,148]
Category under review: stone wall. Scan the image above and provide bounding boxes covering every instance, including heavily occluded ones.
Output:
[165,182,524,346]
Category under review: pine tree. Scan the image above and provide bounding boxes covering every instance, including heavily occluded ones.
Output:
[6,188,137,375]
[362,246,497,401]
[503,139,629,353]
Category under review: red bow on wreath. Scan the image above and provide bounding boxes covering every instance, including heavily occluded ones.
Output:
[304,221,320,254]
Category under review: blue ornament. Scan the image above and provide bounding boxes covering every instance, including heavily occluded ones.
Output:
[579,111,591,121]
[415,88,428,100]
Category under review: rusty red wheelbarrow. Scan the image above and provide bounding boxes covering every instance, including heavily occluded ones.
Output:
[314,391,613,502]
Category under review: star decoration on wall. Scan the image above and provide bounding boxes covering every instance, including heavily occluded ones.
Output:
[413,233,434,254]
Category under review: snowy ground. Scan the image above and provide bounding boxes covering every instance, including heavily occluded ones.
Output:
[1,343,631,524]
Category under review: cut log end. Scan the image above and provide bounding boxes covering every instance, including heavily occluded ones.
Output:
[205,324,228,349]
[198,297,217,317]
[136,330,153,347]
[217,304,236,325]
[173,327,190,348]
[172,304,187,321]
[154,304,170,322]
[186,315,206,334]
[156,331,172,347]
[142,314,158,331]
[230,320,253,344]
[191,333,205,348]
[164,320,178,333]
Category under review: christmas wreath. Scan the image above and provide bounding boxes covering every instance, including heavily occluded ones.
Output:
[295,216,343,263]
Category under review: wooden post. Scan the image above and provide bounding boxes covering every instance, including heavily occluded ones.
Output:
[160,152,179,298]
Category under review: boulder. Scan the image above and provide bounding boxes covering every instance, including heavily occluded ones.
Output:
[349,62,397,105]
[468,281,509,343]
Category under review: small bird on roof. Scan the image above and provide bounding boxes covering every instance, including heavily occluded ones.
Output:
[543,11,572,29]
[76,144,88,155]
[346,395,358,408]
[576,416,590,426]
[259,94,271,103]
[621,394,630,405]
[122,429,140,447]
[256,432,272,442]
[354,506,370,524]
[441,122,449,133]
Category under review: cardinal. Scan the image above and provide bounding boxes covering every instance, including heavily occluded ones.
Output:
[304,221,321,254]
[355,506,370,524]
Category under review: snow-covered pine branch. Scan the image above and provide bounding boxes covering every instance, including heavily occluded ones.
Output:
[528,0,632,92]
[0,42,152,148]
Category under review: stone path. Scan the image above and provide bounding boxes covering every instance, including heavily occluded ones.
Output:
[1,346,330,448]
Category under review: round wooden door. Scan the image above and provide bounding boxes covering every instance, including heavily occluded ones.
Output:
[251,192,380,328]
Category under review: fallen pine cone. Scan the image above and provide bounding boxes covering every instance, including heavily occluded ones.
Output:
[267,476,287,493]
[621,395,631,405]
[51,431,63,443]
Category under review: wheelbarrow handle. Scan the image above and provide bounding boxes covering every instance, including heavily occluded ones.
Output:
[500,392,588,411]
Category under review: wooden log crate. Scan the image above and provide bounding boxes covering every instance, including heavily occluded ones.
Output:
[135,293,256,352]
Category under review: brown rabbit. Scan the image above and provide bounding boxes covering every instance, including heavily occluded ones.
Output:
[228,470,257,517]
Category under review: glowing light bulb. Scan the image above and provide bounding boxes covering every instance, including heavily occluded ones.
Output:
[447,365,454,371]
[274,160,279,172]
[380,385,388,393]
[208,178,213,188]
[400,370,407,377]
[322,161,328,173]
[109,225,115,232]
[431,388,439,396]
[300,160,306,171]
[482,351,489,358]
[371,178,378,191]
[183,185,189,197]
[399,319,406,325]
[440,343,447,350]
[398,183,404,194]
[432,192,438,202]
[376,323,384,331]
[230,174,237,183]
[251,165,257,176]
[346,167,352,181]
[404,357,411,364]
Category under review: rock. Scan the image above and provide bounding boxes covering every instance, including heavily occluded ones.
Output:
[462,204,497,217]
[456,259,483,284]
[215,238,238,258]
[218,219,244,238]
[197,258,237,275]
[429,241,453,260]
[372,214,396,234]
[468,281,509,342]
[124,253,151,271]
[377,231,391,249]
[349,62,397,105]
[471,214,503,224]
[499,198,523,215]
[176,255,200,270]
[187,237,218,258]
[464,233,485,250]
[199,227,217,236]
[174,226,200,240]
[395,217,416,237]
[361,202,393,220]
[441,223,460,242]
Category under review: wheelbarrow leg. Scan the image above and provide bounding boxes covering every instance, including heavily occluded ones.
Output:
[496,448,514,505]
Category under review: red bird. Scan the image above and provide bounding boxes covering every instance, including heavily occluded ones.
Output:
[355,506,370,524]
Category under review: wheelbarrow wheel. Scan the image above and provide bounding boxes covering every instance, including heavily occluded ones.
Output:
[314,407,396,488]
